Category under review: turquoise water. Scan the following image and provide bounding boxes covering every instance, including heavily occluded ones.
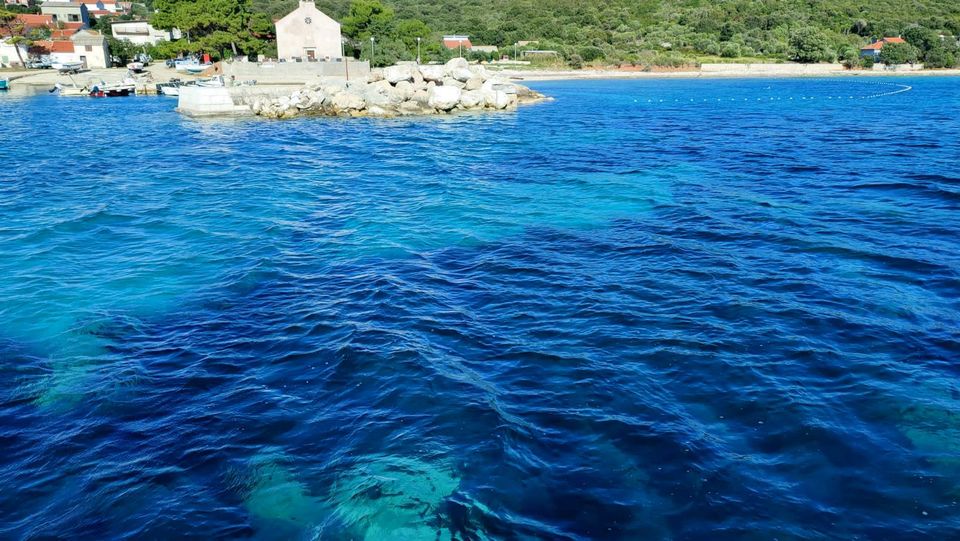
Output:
[1,78,959,539]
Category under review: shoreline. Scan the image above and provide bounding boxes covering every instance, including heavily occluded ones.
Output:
[493,67,960,82]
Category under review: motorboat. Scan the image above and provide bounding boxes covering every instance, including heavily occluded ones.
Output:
[157,78,198,97]
[52,62,83,74]
[183,63,213,75]
[127,61,145,73]
[53,83,89,96]
[196,75,225,88]
[0,79,8,91]
[90,81,135,97]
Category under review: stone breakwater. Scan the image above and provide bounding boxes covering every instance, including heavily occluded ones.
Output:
[251,58,548,119]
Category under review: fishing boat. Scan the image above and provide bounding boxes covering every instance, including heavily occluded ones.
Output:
[89,81,136,97]
[0,79,8,91]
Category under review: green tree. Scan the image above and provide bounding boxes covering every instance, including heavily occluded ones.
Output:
[342,0,394,41]
[106,36,140,65]
[152,0,264,57]
[923,47,956,68]
[788,27,833,63]
[879,41,919,65]
[0,9,28,67]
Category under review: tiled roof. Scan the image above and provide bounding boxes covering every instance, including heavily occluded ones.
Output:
[861,37,907,51]
[32,39,75,53]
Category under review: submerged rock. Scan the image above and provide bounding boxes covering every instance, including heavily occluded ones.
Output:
[251,61,549,119]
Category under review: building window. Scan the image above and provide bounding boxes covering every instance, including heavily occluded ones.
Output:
[69,15,79,22]
[85,45,92,52]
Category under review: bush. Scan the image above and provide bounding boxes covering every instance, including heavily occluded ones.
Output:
[879,41,920,65]
[924,47,957,68]
[861,55,875,68]
[788,27,834,63]
[720,42,740,57]
[567,53,583,69]
[839,47,861,68]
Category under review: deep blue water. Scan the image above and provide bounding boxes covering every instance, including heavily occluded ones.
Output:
[1,77,959,540]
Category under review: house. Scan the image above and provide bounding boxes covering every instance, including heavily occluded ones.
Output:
[31,28,108,67]
[40,0,90,27]
[442,35,471,50]
[111,20,179,45]
[1,38,29,67]
[80,0,131,19]
[70,28,107,67]
[470,45,498,54]
[860,37,906,58]
[3,0,35,7]
[275,0,342,61]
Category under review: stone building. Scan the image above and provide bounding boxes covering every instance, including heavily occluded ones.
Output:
[275,0,342,61]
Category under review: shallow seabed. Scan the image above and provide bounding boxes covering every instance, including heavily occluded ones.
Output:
[1,78,959,540]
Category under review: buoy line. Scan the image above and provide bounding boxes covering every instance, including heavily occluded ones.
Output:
[637,80,913,105]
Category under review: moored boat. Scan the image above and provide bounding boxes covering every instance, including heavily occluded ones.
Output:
[0,79,8,91]
[52,62,84,74]
[89,80,136,97]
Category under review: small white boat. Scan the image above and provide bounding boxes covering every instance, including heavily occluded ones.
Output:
[52,62,83,73]
[53,82,89,96]
[127,61,145,73]
[183,64,213,75]
[196,76,225,88]
[160,84,181,97]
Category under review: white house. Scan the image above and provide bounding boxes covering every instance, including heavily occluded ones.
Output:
[111,21,180,45]
[71,29,109,67]
[39,29,109,68]
[80,0,130,18]
[0,38,29,68]
[275,0,342,61]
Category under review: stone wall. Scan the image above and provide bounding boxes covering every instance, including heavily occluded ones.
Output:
[221,60,370,85]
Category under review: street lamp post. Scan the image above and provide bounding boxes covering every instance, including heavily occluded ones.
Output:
[417,37,421,64]
[458,39,463,59]
[370,36,376,66]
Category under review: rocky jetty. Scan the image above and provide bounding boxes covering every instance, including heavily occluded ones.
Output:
[251,58,548,119]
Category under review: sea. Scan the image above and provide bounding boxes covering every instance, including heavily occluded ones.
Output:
[1,77,958,540]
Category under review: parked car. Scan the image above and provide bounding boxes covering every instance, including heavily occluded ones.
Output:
[27,59,52,69]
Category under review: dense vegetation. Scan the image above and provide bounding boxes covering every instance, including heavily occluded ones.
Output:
[143,0,960,68]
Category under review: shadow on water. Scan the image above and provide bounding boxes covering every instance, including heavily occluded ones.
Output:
[2,78,960,539]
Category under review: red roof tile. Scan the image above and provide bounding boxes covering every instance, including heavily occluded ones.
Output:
[31,40,76,53]
[861,37,907,51]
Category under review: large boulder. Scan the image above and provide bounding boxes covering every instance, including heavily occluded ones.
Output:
[484,90,510,110]
[369,68,385,83]
[459,90,484,109]
[428,85,462,111]
[419,64,445,82]
[393,80,415,100]
[330,91,366,114]
[465,76,484,91]
[449,67,474,82]
[444,57,469,73]
[441,77,466,89]
[383,64,416,84]
[399,100,427,115]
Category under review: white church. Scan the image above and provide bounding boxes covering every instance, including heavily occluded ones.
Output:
[275,0,343,61]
